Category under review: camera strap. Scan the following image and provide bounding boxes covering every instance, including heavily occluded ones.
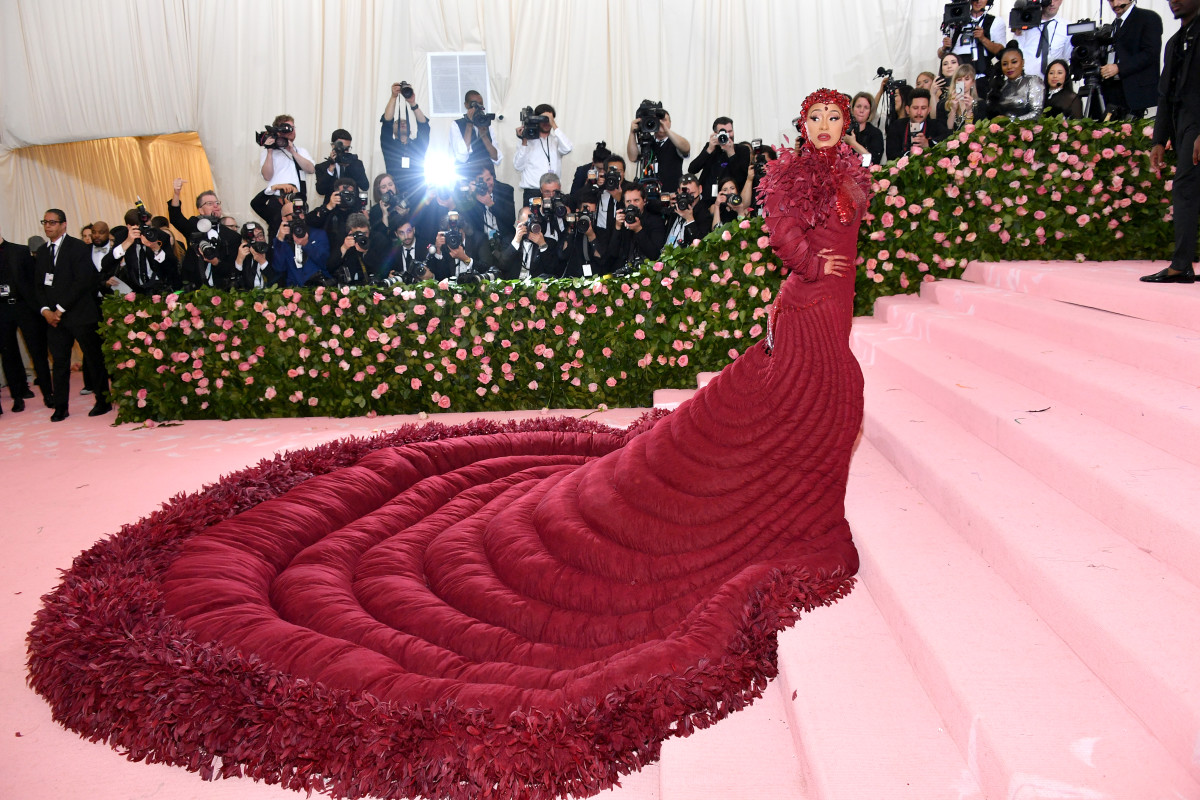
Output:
[284,149,308,202]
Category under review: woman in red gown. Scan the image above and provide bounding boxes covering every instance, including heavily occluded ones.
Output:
[29,90,874,800]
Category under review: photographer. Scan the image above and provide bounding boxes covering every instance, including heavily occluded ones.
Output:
[461,163,517,248]
[626,102,691,193]
[593,155,627,239]
[315,129,369,204]
[689,117,752,203]
[711,177,749,229]
[939,0,1004,97]
[531,173,570,242]
[569,142,611,206]
[425,210,494,283]
[513,103,573,206]
[886,89,949,159]
[380,81,431,201]
[1099,0,1163,119]
[326,213,372,286]
[309,177,364,251]
[497,206,556,280]
[664,174,712,247]
[1013,0,1072,77]
[845,93,885,165]
[272,199,331,287]
[103,207,180,295]
[604,183,666,273]
[258,114,316,202]
[370,221,432,286]
[167,179,241,290]
[450,89,502,172]
[250,182,299,242]
[233,222,279,290]
[369,173,412,239]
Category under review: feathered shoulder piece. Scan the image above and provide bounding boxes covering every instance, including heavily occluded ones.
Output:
[756,142,872,279]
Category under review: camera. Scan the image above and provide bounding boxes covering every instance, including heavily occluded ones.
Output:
[876,66,909,96]
[290,200,309,240]
[527,197,548,236]
[636,99,666,134]
[133,199,165,245]
[716,130,730,146]
[519,106,549,140]
[467,100,497,127]
[942,0,971,34]
[471,177,490,196]
[623,204,641,224]
[351,230,369,250]
[196,240,218,261]
[1069,19,1115,81]
[674,187,695,211]
[443,210,464,251]
[331,140,354,166]
[548,191,570,221]
[601,166,622,191]
[566,211,592,235]
[399,81,414,100]
[337,188,365,211]
[1009,0,1050,32]
[240,222,269,255]
[255,122,293,149]
[381,189,406,210]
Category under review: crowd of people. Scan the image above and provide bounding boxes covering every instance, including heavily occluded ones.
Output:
[1,0,1196,424]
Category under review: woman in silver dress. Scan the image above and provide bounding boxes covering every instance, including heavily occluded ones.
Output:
[988,43,1045,121]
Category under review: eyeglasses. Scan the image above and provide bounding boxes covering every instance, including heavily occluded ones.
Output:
[40,219,64,226]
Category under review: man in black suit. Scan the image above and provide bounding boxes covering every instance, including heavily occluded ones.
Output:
[689,116,751,203]
[0,223,49,412]
[663,174,713,248]
[886,89,950,160]
[167,179,241,289]
[315,128,370,205]
[604,183,667,273]
[460,163,517,249]
[34,209,110,420]
[1141,0,1200,283]
[104,208,181,295]
[1100,0,1164,119]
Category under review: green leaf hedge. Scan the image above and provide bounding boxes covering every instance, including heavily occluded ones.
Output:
[102,117,1177,421]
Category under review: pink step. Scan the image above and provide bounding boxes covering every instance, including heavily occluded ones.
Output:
[696,371,720,388]
[924,279,1200,387]
[853,366,1200,786]
[847,439,1200,797]
[658,681,806,800]
[852,316,1200,586]
[652,388,696,409]
[777,585,981,799]
[878,294,1200,469]
[963,261,1200,333]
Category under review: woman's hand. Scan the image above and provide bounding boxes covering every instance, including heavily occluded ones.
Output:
[820,248,851,277]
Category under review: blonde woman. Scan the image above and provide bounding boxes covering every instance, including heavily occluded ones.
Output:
[945,65,985,130]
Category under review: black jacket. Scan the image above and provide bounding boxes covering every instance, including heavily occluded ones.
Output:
[603,214,667,273]
[886,117,949,160]
[168,202,242,289]
[35,235,99,326]
[1154,18,1200,149]
[315,153,370,201]
[1108,6,1164,113]
[0,239,38,306]
[689,142,752,202]
[380,115,431,200]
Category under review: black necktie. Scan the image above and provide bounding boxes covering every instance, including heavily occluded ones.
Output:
[49,242,57,264]
[1111,17,1122,38]
[1038,21,1052,74]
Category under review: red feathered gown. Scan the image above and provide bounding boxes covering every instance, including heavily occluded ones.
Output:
[40,143,873,800]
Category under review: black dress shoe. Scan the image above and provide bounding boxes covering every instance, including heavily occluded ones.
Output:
[12,397,25,413]
[20,388,34,399]
[88,401,113,417]
[42,396,54,409]
[50,409,69,422]
[1140,267,1196,283]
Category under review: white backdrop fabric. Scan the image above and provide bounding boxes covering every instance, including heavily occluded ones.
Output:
[0,0,1179,244]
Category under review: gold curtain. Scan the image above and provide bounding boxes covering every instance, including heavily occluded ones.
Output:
[2,133,214,246]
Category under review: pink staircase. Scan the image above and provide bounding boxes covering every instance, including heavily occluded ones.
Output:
[652,261,1200,798]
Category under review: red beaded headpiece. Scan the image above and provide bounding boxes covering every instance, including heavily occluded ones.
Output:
[798,88,852,141]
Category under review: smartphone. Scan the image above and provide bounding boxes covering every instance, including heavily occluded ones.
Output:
[955,83,965,96]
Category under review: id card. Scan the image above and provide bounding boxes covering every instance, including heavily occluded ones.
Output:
[582,264,593,278]
[401,157,411,169]
[44,273,54,286]
[0,283,10,296]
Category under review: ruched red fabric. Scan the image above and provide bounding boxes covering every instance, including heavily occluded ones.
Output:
[31,138,872,800]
